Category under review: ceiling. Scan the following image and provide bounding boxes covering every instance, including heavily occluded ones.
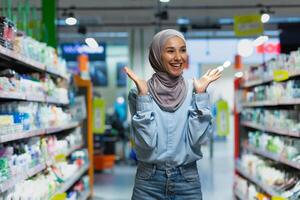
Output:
[2,0,300,43]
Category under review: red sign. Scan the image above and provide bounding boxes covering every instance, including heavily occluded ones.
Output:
[256,43,280,54]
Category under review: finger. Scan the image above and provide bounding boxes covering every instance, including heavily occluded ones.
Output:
[205,69,212,76]
[214,70,222,77]
[213,74,222,81]
[124,66,139,82]
[210,69,219,75]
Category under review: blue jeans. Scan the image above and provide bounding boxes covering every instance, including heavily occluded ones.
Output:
[132,161,202,200]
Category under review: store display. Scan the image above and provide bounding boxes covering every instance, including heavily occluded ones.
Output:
[235,50,300,200]
[0,16,93,200]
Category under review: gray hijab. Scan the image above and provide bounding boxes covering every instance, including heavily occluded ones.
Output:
[147,29,187,112]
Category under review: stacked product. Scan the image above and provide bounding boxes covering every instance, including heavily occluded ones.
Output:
[0,101,72,134]
[238,154,300,199]
[0,17,15,50]
[243,49,300,84]
[235,49,300,200]
[0,149,88,200]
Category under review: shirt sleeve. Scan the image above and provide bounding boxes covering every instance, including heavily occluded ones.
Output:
[128,89,157,150]
[187,92,212,147]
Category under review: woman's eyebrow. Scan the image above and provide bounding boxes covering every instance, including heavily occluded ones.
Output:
[165,45,186,49]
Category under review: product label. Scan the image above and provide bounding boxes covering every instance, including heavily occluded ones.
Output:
[54,154,67,163]
[51,193,67,200]
[273,70,289,82]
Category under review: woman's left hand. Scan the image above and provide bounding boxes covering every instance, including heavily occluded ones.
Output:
[193,68,222,93]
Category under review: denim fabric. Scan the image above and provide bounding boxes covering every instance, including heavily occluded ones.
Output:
[132,161,202,200]
[128,80,212,166]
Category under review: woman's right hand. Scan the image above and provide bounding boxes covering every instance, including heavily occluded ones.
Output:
[124,66,148,96]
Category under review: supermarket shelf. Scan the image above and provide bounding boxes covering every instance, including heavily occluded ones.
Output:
[26,93,46,103]
[242,77,273,88]
[242,70,300,88]
[241,121,299,138]
[0,91,26,100]
[0,163,46,193]
[0,91,69,105]
[0,46,68,80]
[79,190,91,200]
[46,121,80,134]
[242,101,277,107]
[245,144,300,170]
[51,164,89,196]
[0,45,45,71]
[46,67,69,80]
[46,96,69,105]
[236,164,281,197]
[242,98,300,107]
[0,129,45,143]
[0,122,80,144]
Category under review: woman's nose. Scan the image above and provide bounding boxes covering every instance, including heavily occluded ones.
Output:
[174,52,182,61]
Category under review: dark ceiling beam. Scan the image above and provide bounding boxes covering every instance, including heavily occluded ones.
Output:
[3,4,300,11]
[55,4,300,11]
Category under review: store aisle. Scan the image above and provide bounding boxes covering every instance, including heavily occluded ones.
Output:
[93,138,234,200]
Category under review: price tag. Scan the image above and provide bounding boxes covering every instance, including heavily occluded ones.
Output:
[273,70,289,82]
[54,154,67,163]
[51,193,67,200]
[272,197,287,200]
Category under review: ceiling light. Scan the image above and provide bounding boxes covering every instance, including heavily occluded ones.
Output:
[223,61,231,68]
[177,17,190,25]
[261,13,270,23]
[253,35,269,46]
[235,71,244,78]
[160,0,170,2]
[85,37,99,48]
[237,39,254,57]
[65,17,77,25]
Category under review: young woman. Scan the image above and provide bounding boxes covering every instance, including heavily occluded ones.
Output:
[124,29,222,200]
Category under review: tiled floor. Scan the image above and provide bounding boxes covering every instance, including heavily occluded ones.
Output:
[93,137,234,200]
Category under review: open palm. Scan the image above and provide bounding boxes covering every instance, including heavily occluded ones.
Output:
[193,68,222,93]
[124,66,148,96]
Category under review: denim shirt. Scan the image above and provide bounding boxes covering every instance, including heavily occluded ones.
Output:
[128,80,212,167]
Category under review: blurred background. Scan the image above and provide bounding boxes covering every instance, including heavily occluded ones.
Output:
[0,0,300,200]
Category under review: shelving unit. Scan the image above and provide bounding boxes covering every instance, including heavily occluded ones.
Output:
[241,121,300,137]
[234,66,300,199]
[74,75,94,195]
[0,163,46,193]
[0,42,93,198]
[244,143,300,170]
[241,70,300,88]
[235,163,281,197]
[50,164,90,198]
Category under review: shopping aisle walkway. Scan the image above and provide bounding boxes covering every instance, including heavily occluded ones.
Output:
[93,138,234,200]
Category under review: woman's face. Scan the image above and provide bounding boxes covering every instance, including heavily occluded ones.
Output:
[161,36,187,77]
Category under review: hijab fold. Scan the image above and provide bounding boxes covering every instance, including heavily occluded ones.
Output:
[147,29,187,112]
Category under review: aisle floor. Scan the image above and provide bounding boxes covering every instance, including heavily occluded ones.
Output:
[93,138,234,200]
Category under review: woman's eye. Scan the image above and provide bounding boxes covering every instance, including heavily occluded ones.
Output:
[181,49,186,52]
[167,50,174,53]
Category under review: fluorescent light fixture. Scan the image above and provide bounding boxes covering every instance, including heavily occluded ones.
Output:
[177,17,190,25]
[237,39,254,57]
[261,13,270,23]
[160,0,170,2]
[65,17,77,25]
[223,61,231,68]
[85,37,99,48]
[235,71,244,78]
[253,35,269,46]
